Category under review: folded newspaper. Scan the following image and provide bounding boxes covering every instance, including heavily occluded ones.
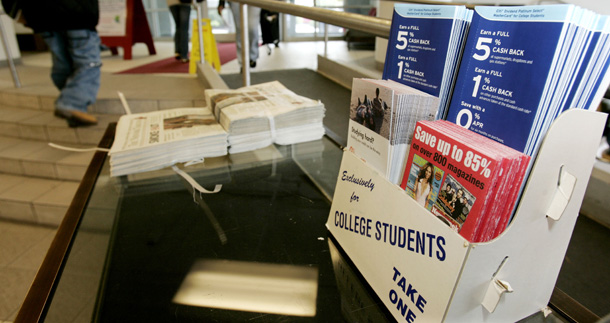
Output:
[109,107,228,177]
[204,81,326,153]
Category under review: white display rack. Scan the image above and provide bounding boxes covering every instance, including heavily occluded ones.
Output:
[326,109,606,322]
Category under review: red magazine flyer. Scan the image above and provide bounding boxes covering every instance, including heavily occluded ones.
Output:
[401,120,529,242]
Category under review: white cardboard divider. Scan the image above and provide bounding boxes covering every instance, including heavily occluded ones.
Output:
[326,109,606,322]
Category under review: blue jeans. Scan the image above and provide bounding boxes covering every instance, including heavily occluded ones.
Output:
[170,4,191,59]
[229,2,260,65]
[41,30,102,113]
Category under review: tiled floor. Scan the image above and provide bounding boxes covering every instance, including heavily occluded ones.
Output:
[0,221,56,322]
[0,39,379,322]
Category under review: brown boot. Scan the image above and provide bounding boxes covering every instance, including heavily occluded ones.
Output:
[55,109,98,127]
[70,110,98,125]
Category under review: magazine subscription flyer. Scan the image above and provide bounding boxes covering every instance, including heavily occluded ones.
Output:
[401,121,504,242]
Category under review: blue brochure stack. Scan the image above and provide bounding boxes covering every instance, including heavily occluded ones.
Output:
[446,5,610,156]
[382,4,472,119]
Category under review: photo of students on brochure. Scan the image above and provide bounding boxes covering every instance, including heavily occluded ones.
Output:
[349,85,390,137]
[433,174,474,230]
[404,153,443,210]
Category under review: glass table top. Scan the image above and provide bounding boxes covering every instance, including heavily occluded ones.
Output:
[36,134,593,323]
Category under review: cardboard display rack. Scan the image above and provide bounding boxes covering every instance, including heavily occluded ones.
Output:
[326,109,606,322]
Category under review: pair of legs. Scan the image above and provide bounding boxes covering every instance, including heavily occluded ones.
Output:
[170,4,191,61]
[228,2,260,67]
[41,29,101,126]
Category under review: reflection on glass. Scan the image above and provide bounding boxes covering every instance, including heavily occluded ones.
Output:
[328,238,389,322]
[173,259,319,316]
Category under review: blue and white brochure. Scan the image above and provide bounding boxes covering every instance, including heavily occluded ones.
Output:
[446,5,604,156]
[383,4,471,119]
[565,15,610,112]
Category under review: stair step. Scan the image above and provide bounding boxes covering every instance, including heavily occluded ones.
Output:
[0,135,95,181]
[0,89,206,116]
[0,174,79,226]
[0,106,120,145]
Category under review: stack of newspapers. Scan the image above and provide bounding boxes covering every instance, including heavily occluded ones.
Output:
[204,81,326,154]
[109,108,228,177]
[383,3,472,119]
[446,4,610,157]
[347,78,439,185]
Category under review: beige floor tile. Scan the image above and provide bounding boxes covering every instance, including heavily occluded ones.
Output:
[33,204,68,226]
[0,174,23,193]
[0,177,62,202]
[20,110,56,126]
[33,181,78,225]
[34,181,79,207]
[0,92,19,107]
[40,95,56,110]
[18,123,49,141]
[0,108,44,123]
[22,161,57,179]
[47,126,79,144]
[0,139,46,159]
[0,158,23,175]
[0,220,53,266]
[56,164,87,181]
[9,229,56,270]
[0,136,21,151]
[76,126,110,146]
[57,150,95,167]
[0,267,37,321]
[55,151,95,181]
[21,145,70,179]
[0,107,22,122]
[0,200,36,223]
[22,144,73,163]
[0,121,19,137]
[16,93,41,109]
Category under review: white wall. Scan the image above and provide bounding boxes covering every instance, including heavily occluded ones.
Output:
[550,0,610,15]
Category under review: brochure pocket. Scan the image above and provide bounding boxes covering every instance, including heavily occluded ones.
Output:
[327,109,605,322]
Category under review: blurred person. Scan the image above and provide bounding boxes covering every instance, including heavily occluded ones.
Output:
[218,0,260,68]
[167,0,192,62]
[260,8,279,54]
[17,0,102,126]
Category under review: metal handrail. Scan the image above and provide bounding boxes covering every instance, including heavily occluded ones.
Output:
[216,0,527,86]
[234,0,391,38]
[0,12,21,88]
[226,0,391,86]
[240,0,391,37]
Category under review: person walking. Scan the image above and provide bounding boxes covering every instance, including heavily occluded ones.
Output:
[18,0,102,126]
[218,0,260,68]
[167,0,192,62]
